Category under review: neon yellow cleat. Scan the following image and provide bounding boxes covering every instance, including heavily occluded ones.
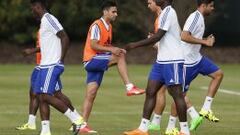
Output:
[199,109,219,122]
[15,123,36,130]
[165,128,179,135]
[190,116,203,131]
[148,123,160,131]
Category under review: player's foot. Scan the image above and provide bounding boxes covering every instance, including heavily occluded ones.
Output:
[165,128,179,135]
[126,86,145,96]
[148,123,160,131]
[79,124,97,133]
[39,132,51,135]
[199,109,219,122]
[15,123,36,130]
[72,118,84,135]
[124,129,149,135]
[178,132,190,135]
[190,116,203,131]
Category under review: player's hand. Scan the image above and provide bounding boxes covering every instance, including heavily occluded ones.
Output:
[22,48,34,56]
[111,47,126,56]
[148,32,154,38]
[205,34,215,47]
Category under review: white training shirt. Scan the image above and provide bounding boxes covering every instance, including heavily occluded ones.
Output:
[39,13,63,66]
[156,6,184,64]
[181,10,205,66]
[90,18,109,40]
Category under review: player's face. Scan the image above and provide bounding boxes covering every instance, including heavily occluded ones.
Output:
[106,7,118,22]
[30,3,40,19]
[205,1,214,16]
[147,0,157,12]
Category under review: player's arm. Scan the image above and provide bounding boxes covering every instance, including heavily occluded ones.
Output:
[181,31,215,47]
[125,29,166,51]
[22,47,40,57]
[90,40,126,56]
[57,30,70,63]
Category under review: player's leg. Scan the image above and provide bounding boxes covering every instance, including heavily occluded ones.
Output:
[36,65,83,135]
[149,85,167,131]
[81,57,109,133]
[16,67,39,130]
[199,57,223,122]
[124,63,163,135]
[109,53,145,96]
[166,63,190,135]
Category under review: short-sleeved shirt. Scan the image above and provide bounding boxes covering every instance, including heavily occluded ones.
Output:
[39,13,63,66]
[156,6,184,64]
[181,10,205,66]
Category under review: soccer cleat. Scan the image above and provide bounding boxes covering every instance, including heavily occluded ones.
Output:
[190,116,203,131]
[72,118,84,135]
[126,86,145,96]
[148,123,160,131]
[124,129,149,135]
[79,124,97,133]
[199,109,219,122]
[165,128,179,135]
[15,123,36,130]
[178,132,189,135]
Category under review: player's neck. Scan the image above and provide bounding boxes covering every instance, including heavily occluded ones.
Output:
[102,16,111,25]
[39,10,48,18]
[197,7,205,16]
[161,3,171,9]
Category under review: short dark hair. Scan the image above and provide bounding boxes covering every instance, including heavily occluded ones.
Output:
[30,0,47,7]
[101,0,117,11]
[196,0,214,6]
[155,0,173,6]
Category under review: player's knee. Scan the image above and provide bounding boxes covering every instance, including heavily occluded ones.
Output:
[214,70,224,80]
[86,89,98,100]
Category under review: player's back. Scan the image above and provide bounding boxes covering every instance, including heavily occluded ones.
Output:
[39,13,63,66]
[181,10,205,65]
[156,6,183,64]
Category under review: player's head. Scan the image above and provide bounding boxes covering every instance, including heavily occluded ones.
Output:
[30,0,47,18]
[155,0,173,7]
[147,0,160,13]
[101,0,118,22]
[197,0,215,16]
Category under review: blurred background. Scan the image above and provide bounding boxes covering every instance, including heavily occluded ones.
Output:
[0,0,239,64]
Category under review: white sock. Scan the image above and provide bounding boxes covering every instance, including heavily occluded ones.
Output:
[126,83,134,91]
[27,114,36,126]
[202,96,213,111]
[166,115,177,130]
[73,109,81,118]
[187,106,199,119]
[138,118,150,132]
[151,113,161,125]
[180,122,190,135]
[64,108,78,123]
[41,120,50,134]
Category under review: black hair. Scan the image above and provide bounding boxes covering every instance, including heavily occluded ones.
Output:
[155,0,173,6]
[30,0,47,7]
[101,0,117,11]
[196,0,214,6]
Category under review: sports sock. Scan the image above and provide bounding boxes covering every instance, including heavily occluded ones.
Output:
[166,115,177,130]
[126,83,134,91]
[40,120,50,134]
[151,113,161,125]
[180,122,190,135]
[187,106,199,119]
[28,114,36,126]
[138,118,150,132]
[202,96,213,111]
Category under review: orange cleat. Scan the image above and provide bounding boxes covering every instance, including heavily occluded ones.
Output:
[79,124,97,133]
[123,129,149,135]
[126,86,145,96]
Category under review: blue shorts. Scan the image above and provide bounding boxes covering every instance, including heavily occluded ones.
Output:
[84,54,111,86]
[149,62,184,86]
[30,66,40,93]
[34,63,63,95]
[183,56,219,92]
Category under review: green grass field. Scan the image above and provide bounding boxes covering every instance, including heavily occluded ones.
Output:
[0,64,240,135]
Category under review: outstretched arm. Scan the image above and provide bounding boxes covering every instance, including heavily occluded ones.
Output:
[22,47,40,57]
[125,29,166,51]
